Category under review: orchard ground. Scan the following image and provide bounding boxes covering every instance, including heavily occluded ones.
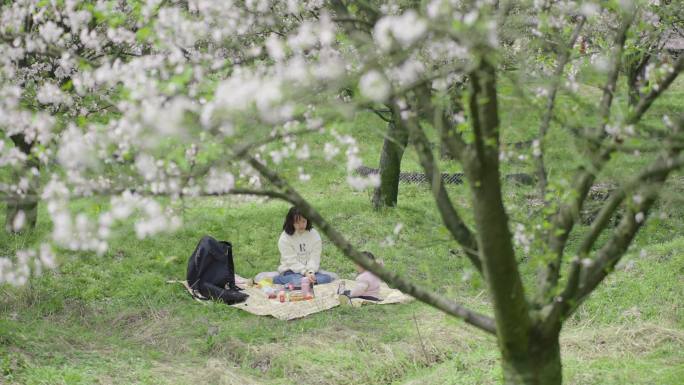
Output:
[1,76,683,384]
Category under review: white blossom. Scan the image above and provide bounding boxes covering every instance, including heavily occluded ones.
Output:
[36,83,73,106]
[532,139,541,158]
[11,210,26,232]
[265,34,286,61]
[513,223,532,254]
[297,167,311,182]
[324,143,340,161]
[205,169,235,194]
[373,10,427,51]
[580,3,600,17]
[347,174,380,191]
[296,144,310,160]
[38,21,63,44]
[635,212,645,223]
[359,70,391,102]
[393,223,404,235]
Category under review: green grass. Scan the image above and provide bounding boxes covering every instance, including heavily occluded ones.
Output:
[1,75,684,384]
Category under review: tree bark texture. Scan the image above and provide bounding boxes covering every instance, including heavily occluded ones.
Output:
[501,333,562,385]
[372,108,409,209]
[464,61,553,384]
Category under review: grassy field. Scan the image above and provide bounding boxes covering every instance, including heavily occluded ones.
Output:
[1,76,683,384]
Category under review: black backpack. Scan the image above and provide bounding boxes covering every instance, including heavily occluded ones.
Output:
[186,235,248,305]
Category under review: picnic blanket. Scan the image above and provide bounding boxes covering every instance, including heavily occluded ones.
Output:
[169,279,413,320]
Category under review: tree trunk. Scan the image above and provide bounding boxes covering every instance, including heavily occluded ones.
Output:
[372,113,409,209]
[5,195,38,233]
[625,52,650,108]
[440,129,458,160]
[5,134,39,233]
[464,60,547,384]
[501,334,562,385]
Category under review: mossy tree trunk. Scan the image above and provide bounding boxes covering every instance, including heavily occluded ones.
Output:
[462,60,560,384]
[501,332,562,385]
[372,106,409,209]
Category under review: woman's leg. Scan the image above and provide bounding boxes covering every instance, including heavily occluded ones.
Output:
[273,271,304,285]
[317,269,338,281]
[314,272,333,284]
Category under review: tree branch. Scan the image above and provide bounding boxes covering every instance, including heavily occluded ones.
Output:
[575,152,684,259]
[403,93,482,274]
[539,14,634,300]
[370,107,393,123]
[626,55,684,126]
[434,83,469,158]
[543,116,684,327]
[536,17,586,198]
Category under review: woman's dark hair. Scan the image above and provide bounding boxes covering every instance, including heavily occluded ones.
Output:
[282,206,313,235]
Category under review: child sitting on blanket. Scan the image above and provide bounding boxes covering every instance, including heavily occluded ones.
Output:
[339,251,382,305]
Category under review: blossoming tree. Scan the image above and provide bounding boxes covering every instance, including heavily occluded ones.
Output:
[2,0,683,384]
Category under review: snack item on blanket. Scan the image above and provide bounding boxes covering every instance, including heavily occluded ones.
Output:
[288,290,305,301]
[262,286,277,299]
[301,277,311,297]
[278,289,286,303]
[255,279,274,288]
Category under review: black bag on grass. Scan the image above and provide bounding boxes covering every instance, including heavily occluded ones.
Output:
[186,235,248,305]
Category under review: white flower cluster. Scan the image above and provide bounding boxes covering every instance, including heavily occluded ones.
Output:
[133,199,183,240]
[387,58,426,87]
[333,132,380,191]
[133,154,184,196]
[643,62,675,92]
[380,222,404,247]
[513,223,532,255]
[205,168,236,194]
[213,70,292,124]
[373,10,427,51]
[425,39,469,63]
[57,125,98,171]
[359,70,391,102]
[0,142,28,167]
[323,142,341,161]
[604,123,635,138]
[0,244,55,287]
[564,64,580,93]
[36,83,73,107]
[579,3,601,18]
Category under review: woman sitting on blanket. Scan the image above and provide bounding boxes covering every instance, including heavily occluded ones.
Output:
[273,206,333,286]
[339,251,382,305]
